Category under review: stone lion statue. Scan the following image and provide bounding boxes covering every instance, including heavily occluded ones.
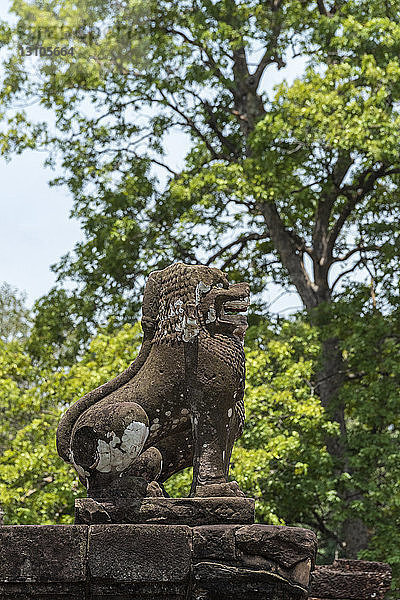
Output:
[56,263,250,498]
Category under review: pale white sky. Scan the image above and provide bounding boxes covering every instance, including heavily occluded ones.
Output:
[0,3,82,304]
[0,1,306,313]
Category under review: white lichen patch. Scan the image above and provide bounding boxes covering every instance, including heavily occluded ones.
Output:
[96,421,149,473]
[205,307,217,324]
[227,408,233,418]
[174,299,184,313]
[176,313,200,342]
[195,281,211,305]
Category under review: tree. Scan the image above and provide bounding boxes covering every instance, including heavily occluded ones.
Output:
[1,0,400,557]
[0,283,30,343]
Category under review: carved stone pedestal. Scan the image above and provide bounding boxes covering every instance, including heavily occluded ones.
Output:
[75,496,316,600]
[74,496,256,526]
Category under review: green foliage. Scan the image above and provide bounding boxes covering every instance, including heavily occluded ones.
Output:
[232,321,336,531]
[325,293,400,571]
[0,323,142,524]
[0,283,30,343]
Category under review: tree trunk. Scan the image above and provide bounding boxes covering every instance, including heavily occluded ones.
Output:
[318,336,370,557]
[318,337,347,462]
[342,517,370,558]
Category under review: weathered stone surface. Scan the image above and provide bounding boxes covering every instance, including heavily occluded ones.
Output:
[0,582,85,600]
[235,524,317,569]
[88,524,192,598]
[193,525,238,560]
[310,558,392,600]
[89,523,192,580]
[90,582,188,600]
[56,263,251,499]
[0,525,88,582]
[193,562,308,600]
[75,496,255,525]
[192,523,316,597]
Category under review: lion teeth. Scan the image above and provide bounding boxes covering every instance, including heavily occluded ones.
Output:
[223,301,249,312]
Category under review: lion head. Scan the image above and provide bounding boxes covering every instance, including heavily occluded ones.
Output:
[145,263,250,345]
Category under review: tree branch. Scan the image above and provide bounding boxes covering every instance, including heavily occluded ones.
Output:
[261,201,318,309]
[312,510,340,543]
[316,0,329,15]
[181,87,239,157]
[157,89,221,159]
[330,258,364,292]
[327,164,388,256]
[206,232,268,266]
[148,157,179,177]
[161,27,233,88]
[330,244,381,265]
[313,152,353,268]
[253,15,285,88]
[253,49,283,87]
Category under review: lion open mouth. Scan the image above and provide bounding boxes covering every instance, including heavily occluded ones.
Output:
[219,295,250,325]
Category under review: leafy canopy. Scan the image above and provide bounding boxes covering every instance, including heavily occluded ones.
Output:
[1,1,400,336]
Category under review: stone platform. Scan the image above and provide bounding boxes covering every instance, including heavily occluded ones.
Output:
[0,506,317,599]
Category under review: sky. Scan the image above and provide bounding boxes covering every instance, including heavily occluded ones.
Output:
[0,2,82,305]
[0,1,306,312]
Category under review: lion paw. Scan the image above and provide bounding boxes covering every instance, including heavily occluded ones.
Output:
[194,480,245,498]
[146,481,165,497]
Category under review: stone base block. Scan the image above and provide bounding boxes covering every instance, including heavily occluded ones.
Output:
[0,525,87,599]
[75,496,255,526]
[89,524,191,599]
[193,524,317,600]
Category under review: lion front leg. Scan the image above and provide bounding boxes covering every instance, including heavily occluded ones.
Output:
[189,391,244,498]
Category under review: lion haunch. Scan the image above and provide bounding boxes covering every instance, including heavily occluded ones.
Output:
[56,263,250,498]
